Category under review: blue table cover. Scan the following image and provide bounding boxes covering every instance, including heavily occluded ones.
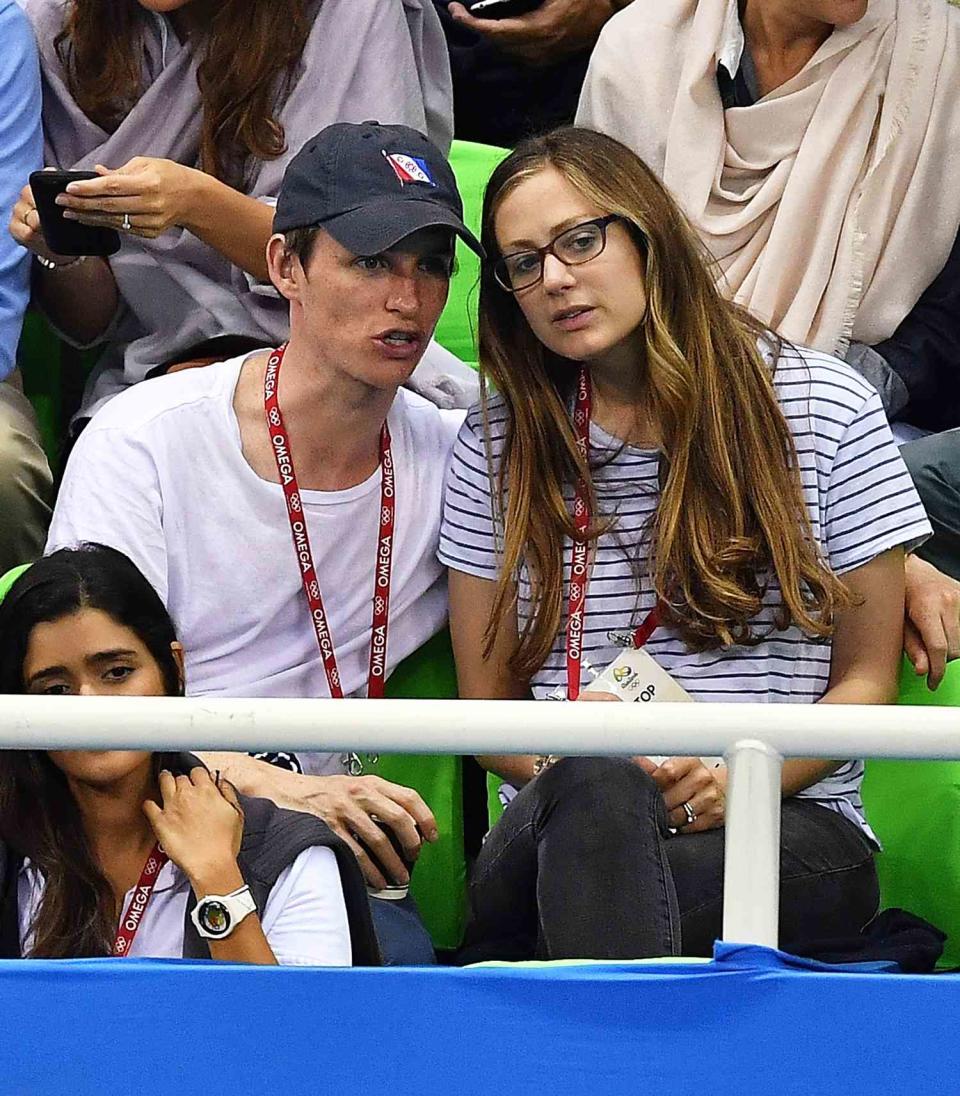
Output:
[1,944,955,1094]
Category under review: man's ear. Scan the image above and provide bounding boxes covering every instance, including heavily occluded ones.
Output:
[266,234,303,302]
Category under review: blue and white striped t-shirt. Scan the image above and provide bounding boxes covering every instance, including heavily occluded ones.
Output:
[438,343,932,840]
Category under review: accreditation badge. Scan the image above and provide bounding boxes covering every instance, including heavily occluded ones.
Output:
[582,645,693,703]
[582,648,721,769]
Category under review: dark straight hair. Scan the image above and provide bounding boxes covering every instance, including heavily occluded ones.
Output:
[0,545,182,957]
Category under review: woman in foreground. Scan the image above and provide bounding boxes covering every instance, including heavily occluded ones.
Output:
[440,127,931,960]
[0,545,377,963]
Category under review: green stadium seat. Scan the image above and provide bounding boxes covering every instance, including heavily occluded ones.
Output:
[434,140,509,366]
[0,563,30,602]
[863,658,960,967]
[17,312,64,470]
[377,628,467,951]
[18,310,99,474]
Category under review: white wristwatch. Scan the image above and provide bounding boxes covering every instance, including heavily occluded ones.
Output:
[190,885,258,940]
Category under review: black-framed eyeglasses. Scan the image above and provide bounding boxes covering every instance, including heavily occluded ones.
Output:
[492,214,625,293]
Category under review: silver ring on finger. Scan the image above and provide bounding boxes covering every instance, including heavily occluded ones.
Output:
[121,212,132,232]
[681,800,697,827]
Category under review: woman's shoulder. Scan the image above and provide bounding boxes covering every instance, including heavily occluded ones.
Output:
[303,0,416,42]
[596,0,696,39]
[583,0,698,86]
[237,792,379,965]
[236,794,352,898]
[237,793,333,860]
[771,340,881,425]
[462,392,509,438]
[456,394,509,466]
[21,0,66,37]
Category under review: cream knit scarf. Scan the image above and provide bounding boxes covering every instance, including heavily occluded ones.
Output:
[578,0,960,355]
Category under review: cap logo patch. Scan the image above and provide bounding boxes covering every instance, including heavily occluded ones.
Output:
[383,151,437,187]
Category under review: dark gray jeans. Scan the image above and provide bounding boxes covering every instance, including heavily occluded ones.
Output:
[460,757,879,962]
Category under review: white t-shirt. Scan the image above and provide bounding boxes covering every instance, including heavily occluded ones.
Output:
[48,354,464,773]
[438,344,932,839]
[18,845,351,965]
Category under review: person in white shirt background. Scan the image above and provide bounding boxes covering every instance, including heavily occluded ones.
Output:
[46,121,486,962]
[0,545,378,965]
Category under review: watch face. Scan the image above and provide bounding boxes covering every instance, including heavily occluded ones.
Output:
[200,900,232,937]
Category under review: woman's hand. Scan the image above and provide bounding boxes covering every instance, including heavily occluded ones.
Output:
[195,754,438,891]
[143,767,244,886]
[145,767,281,966]
[55,158,205,239]
[576,695,726,828]
[9,181,74,264]
[642,756,727,833]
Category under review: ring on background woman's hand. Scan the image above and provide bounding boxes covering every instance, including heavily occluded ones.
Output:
[121,212,132,231]
[681,800,696,827]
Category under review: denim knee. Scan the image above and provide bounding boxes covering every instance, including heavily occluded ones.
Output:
[535,756,660,825]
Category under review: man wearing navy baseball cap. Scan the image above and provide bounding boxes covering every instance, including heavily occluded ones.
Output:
[274,120,482,256]
[47,122,485,963]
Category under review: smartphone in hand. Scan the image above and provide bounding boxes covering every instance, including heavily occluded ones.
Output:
[29,170,121,257]
[466,0,542,18]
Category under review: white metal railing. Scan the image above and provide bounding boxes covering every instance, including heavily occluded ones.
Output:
[2,696,958,949]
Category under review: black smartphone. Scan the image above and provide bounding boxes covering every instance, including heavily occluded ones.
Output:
[29,170,121,257]
[467,0,542,18]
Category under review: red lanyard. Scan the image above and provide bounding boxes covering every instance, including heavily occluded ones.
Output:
[566,367,660,700]
[113,842,169,957]
[264,344,395,699]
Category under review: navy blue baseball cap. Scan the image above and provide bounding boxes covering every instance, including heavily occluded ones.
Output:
[274,121,484,258]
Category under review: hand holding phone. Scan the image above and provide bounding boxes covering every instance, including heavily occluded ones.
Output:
[448,0,611,65]
[28,170,121,257]
[466,0,542,17]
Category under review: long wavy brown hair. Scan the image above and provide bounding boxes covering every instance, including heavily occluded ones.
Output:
[54,0,314,184]
[478,128,853,680]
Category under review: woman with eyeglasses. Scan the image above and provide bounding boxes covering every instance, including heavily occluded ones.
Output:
[439,127,931,961]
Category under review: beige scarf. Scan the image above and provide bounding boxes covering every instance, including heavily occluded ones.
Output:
[577,0,960,356]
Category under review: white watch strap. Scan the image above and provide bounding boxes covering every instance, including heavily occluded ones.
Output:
[191,884,258,940]
[223,884,258,913]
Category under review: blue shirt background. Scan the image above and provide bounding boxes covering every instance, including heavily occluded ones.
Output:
[0,0,42,382]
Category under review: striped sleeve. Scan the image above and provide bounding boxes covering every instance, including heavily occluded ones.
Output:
[438,410,502,579]
[823,388,931,574]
